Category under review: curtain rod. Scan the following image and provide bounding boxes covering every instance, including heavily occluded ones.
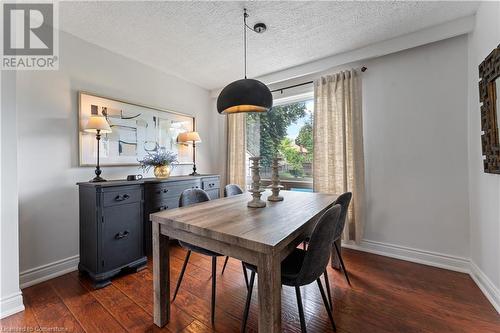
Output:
[270,66,367,93]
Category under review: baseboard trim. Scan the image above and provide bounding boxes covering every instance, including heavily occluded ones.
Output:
[0,291,24,319]
[19,255,79,289]
[470,261,500,314]
[342,239,470,273]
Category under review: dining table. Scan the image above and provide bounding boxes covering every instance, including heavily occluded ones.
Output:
[150,189,338,332]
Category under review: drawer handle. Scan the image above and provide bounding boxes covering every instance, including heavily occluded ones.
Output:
[159,205,168,211]
[191,186,199,189]
[115,194,130,201]
[157,189,169,194]
[209,183,215,187]
[115,230,130,239]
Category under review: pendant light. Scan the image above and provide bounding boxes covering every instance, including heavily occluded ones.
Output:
[217,9,273,114]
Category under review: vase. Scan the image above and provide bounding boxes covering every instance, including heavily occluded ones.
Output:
[154,165,171,178]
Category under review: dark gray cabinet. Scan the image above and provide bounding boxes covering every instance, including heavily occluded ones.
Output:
[77,174,220,288]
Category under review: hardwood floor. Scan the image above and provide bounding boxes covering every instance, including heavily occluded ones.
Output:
[2,245,499,332]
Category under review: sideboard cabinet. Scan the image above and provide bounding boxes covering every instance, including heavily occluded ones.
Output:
[77,174,220,288]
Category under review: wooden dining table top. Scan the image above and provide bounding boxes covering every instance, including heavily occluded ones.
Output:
[150,190,338,254]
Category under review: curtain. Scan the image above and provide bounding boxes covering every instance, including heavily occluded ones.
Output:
[313,69,365,243]
[226,113,246,189]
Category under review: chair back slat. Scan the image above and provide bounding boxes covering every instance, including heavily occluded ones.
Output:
[332,192,352,241]
[296,204,342,285]
[179,188,210,207]
[224,184,244,197]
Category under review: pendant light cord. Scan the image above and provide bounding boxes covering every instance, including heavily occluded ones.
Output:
[244,9,248,79]
[243,8,263,80]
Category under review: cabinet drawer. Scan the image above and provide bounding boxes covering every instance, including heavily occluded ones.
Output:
[206,189,220,200]
[145,197,179,214]
[103,187,142,207]
[102,202,143,271]
[145,181,201,202]
[202,179,220,191]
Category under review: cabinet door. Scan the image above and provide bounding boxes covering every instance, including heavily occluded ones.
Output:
[102,202,143,271]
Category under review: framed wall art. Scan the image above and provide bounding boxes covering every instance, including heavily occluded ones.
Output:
[479,44,500,174]
[79,91,195,166]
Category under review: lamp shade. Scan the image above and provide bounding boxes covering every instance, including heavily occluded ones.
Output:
[177,131,201,143]
[83,116,112,133]
[217,78,273,114]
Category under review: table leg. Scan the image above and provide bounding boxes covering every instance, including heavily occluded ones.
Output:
[257,254,282,332]
[153,222,170,327]
[331,239,341,270]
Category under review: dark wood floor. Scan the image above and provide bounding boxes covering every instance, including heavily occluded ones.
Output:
[2,245,499,333]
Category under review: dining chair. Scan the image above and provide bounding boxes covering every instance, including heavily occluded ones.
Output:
[303,192,352,310]
[224,183,244,197]
[221,184,244,276]
[241,204,342,333]
[172,188,222,324]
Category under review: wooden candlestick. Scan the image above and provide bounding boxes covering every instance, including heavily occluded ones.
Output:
[247,157,266,208]
[268,157,284,201]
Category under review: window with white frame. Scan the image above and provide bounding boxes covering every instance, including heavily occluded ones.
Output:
[246,96,314,190]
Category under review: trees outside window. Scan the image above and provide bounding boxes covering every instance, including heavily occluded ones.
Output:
[246,99,313,183]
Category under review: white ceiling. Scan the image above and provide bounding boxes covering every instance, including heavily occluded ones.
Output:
[60,1,479,90]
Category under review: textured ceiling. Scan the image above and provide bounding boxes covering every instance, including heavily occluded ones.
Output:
[60,1,479,90]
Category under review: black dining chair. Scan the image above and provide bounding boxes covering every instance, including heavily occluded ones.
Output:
[241,204,342,333]
[221,184,245,275]
[224,183,244,197]
[172,188,222,324]
[303,192,352,309]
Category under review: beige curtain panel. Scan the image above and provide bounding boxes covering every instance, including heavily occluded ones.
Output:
[313,69,365,243]
[226,113,247,189]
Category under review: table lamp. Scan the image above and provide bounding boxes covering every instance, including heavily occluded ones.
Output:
[177,131,201,176]
[83,116,112,182]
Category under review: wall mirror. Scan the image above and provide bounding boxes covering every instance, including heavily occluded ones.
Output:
[478,44,500,174]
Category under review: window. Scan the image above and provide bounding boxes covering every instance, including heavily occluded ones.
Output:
[246,98,314,190]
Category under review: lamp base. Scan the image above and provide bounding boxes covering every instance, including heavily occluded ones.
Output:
[189,164,198,176]
[90,176,107,182]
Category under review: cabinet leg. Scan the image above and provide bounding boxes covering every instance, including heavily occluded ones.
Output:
[93,279,112,289]
[135,265,147,272]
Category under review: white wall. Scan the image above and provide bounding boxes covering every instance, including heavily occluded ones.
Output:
[467,1,500,311]
[1,71,24,318]
[361,36,470,260]
[15,31,219,282]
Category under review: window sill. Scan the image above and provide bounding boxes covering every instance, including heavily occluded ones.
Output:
[260,178,313,190]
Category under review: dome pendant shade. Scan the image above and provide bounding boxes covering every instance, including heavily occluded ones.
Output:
[217,78,273,114]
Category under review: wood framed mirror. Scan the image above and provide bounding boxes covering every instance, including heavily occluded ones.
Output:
[479,44,500,174]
